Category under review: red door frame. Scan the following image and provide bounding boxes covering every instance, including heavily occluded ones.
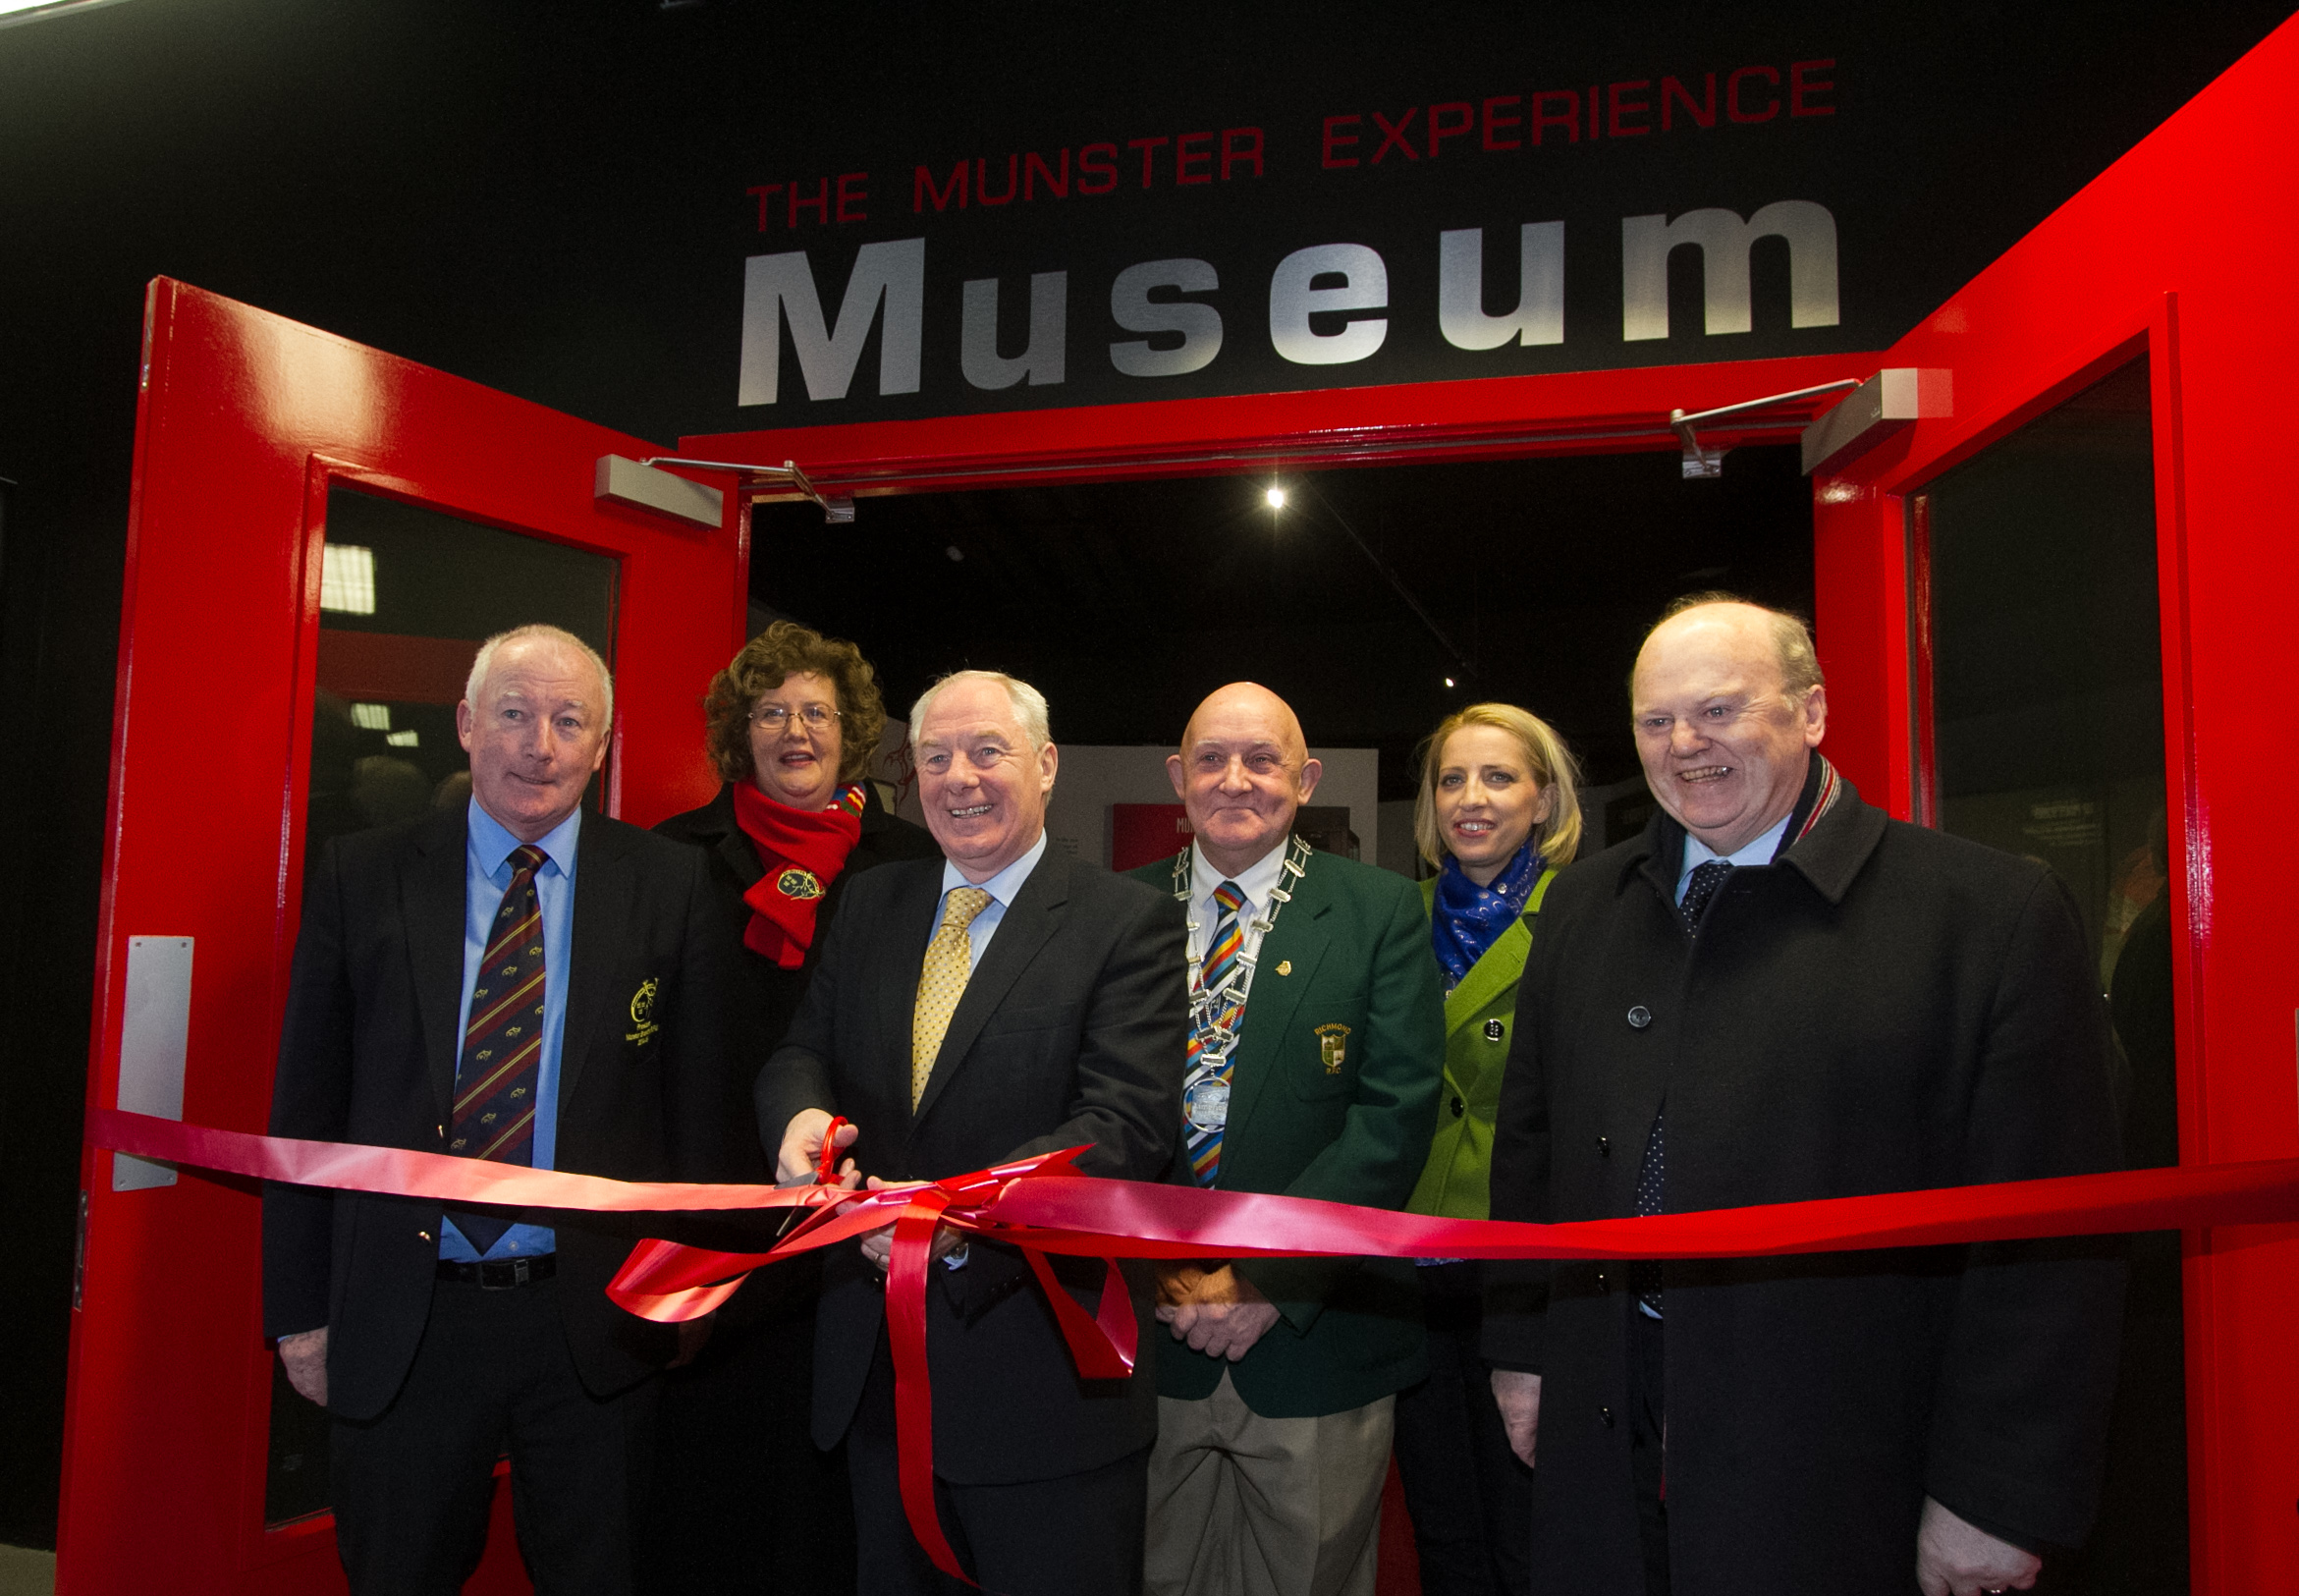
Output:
[688,18,2299,1591]
[60,280,746,1594]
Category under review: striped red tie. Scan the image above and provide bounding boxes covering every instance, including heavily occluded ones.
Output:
[447,843,548,1251]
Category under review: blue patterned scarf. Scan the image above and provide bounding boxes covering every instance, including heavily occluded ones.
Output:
[1431,841,1542,988]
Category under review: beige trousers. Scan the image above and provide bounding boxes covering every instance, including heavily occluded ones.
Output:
[1144,1369,1396,1596]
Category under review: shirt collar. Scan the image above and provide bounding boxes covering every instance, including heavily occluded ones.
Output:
[1679,810,1791,884]
[941,828,1048,906]
[1190,835,1291,912]
[467,797,581,881]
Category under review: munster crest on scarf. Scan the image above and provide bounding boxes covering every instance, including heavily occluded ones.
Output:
[731,780,866,969]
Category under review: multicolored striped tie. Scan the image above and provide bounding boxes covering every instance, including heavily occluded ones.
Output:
[1184,880,1247,1187]
[447,843,548,1252]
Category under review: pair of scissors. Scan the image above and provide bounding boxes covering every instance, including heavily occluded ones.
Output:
[813,1115,850,1187]
[770,1115,853,1239]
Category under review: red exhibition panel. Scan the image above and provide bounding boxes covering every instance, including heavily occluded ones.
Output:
[59,281,745,1593]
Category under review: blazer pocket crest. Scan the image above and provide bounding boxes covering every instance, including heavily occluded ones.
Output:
[625,976,663,1046]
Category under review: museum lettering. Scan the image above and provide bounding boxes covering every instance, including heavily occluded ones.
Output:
[735,202,1842,405]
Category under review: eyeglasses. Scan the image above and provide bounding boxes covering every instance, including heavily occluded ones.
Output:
[749,703,841,730]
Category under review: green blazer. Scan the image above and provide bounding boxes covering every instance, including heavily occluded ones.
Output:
[1406,868,1558,1221]
[1129,844,1445,1418]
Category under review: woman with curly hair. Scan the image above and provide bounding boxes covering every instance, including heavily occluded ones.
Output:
[657,620,939,1046]
[644,620,935,1592]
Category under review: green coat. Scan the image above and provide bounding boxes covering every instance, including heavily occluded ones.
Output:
[1406,868,1558,1221]
[1129,844,1446,1418]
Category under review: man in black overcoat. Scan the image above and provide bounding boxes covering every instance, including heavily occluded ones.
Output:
[755,669,1187,1596]
[1485,597,2124,1596]
[264,625,733,1594]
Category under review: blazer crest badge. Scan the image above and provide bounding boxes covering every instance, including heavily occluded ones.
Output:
[626,976,662,1046]
[1314,1021,1351,1073]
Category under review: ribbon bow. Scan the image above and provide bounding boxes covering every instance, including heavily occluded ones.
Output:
[606,1148,1136,1585]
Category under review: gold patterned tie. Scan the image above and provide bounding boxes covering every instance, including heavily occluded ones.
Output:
[912,887,993,1109]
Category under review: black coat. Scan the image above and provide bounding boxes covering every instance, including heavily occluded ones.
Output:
[262,806,736,1418]
[653,781,938,1182]
[755,846,1187,1485]
[1485,773,2125,1595]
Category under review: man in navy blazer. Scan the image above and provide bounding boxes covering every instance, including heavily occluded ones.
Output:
[264,625,733,1596]
[757,670,1187,1596]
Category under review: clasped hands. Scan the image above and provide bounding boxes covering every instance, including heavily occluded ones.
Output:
[776,1108,964,1270]
[1154,1262,1283,1360]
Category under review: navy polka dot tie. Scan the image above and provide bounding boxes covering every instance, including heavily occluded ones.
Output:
[1679,858,1732,934]
[1634,861,1734,1317]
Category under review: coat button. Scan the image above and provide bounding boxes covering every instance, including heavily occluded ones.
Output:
[1597,1135,1611,1156]
[1626,1005,1652,1029]
[1596,1269,1609,1290]
[1483,1018,1505,1042]
[1600,1405,1615,1428]
[1451,1096,1466,1119]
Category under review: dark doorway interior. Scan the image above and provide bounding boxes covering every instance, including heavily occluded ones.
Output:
[749,443,1816,817]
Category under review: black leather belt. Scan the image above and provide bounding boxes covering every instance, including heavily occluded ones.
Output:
[436,1254,557,1289]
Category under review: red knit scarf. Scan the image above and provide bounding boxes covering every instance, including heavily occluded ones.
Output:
[730,780,866,969]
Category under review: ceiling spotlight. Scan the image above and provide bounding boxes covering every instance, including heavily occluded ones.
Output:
[1444,677,1455,688]
[1266,486,1286,509]
[945,545,965,562]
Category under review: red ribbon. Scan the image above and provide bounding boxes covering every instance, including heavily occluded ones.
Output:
[87,1108,2299,1585]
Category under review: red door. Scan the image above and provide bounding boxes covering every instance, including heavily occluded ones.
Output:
[59,280,746,1593]
[1810,19,2299,1589]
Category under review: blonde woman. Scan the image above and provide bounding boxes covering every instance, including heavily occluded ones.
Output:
[1393,702,1582,1596]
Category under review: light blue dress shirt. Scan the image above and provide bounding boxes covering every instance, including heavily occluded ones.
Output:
[1674,812,1792,905]
[933,829,1049,970]
[440,798,581,1261]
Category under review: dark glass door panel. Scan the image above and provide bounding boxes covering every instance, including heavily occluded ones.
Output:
[1918,354,2184,1593]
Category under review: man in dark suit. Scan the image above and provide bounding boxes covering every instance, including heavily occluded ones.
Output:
[755,669,1186,1596]
[1485,597,2124,1596]
[1130,683,1444,1596]
[264,624,732,1596]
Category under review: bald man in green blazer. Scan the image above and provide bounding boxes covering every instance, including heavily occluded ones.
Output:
[1131,683,1445,1596]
